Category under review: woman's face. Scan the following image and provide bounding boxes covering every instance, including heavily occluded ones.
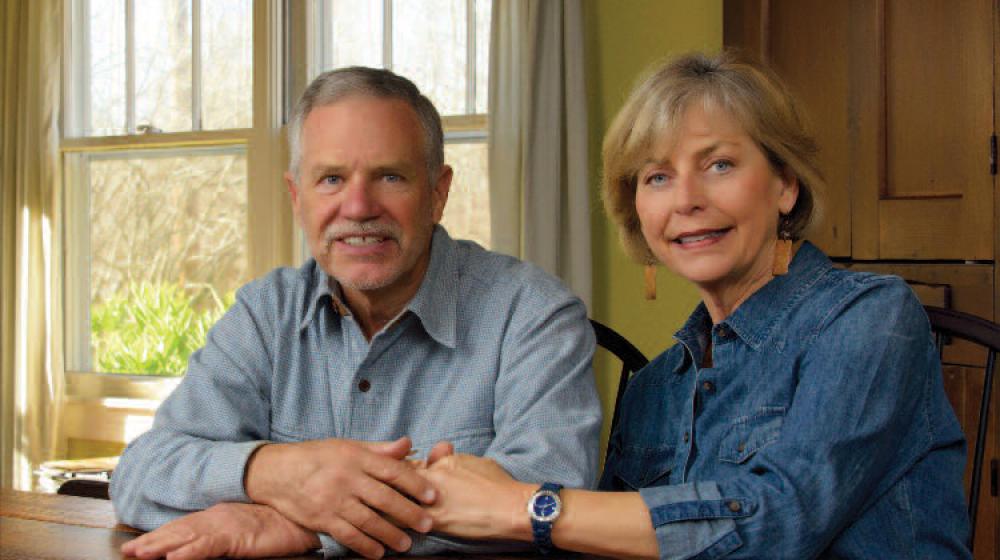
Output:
[635,103,799,299]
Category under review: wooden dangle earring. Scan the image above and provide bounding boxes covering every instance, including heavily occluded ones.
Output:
[643,262,657,300]
[772,216,792,276]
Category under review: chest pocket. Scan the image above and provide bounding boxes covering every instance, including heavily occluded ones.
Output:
[605,444,676,490]
[719,406,786,464]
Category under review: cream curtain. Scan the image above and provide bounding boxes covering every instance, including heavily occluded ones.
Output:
[488,0,592,309]
[1,0,66,490]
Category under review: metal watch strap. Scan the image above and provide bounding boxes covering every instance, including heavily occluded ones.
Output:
[530,482,563,554]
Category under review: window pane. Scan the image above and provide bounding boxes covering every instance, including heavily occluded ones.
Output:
[88,0,126,135]
[440,141,489,247]
[393,0,466,116]
[202,0,252,129]
[75,149,248,376]
[328,0,383,68]
[135,0,193,132]
[475,0,490,113]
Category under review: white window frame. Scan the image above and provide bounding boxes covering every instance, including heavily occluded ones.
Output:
[61,0,291,413]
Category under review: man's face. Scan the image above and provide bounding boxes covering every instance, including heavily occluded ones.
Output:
[286,96,451,300]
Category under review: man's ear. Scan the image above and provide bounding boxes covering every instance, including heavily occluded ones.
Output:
[431,165,453,224]
[285,171,302,226]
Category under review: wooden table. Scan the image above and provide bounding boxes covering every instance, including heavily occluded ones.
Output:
[1,489,142,559]
[0,490,588,560]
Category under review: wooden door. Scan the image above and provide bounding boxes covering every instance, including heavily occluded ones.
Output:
[725,0,996,261]
[876,0,994,260]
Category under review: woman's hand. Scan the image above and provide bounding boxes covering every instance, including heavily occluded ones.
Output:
[419,451,535,541]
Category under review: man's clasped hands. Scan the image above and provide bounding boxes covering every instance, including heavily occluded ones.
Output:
[121,437,522,560]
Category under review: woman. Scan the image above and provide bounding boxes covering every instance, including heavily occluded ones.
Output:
[419,52,971,559]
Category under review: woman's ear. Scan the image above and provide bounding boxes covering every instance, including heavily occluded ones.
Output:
[777,171,799,215]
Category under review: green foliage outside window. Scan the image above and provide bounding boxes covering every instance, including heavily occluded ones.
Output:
[90,282,235,376]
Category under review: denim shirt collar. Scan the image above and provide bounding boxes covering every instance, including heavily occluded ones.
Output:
[298,225,459,348]
[673,241,832,365]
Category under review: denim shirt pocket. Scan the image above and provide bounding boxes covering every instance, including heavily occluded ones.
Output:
[606,444,676,490]
[719,406,786,464]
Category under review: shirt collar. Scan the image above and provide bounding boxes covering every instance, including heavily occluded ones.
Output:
[298,261,336,332]
[405,225,459,348]
[674,241,832,353]
[297,225,458,349]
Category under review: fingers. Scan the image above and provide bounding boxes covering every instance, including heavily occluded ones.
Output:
[362,450,437,506]
[361,436,412,460]
[163,536,224,560]
[426,441,455,466]
[323,514,388,559]
[121,527,210,560]
[358,475,433,534]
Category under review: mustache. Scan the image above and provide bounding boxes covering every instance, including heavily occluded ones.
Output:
[322,221,402,246]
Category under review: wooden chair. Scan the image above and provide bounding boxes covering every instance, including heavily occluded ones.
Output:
[925,305,999,552]
[590,319,649,449]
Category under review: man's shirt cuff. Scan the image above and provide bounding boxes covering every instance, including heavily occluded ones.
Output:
[209,439,269,504]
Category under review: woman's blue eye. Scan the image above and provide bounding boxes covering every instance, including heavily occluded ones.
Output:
[711,160,733,172]
[646,173,669,186]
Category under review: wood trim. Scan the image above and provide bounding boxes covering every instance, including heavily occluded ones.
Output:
[61,130,250,152]
[994,0,1000,324]
[442,114,488,133]
[758,0,770,62]
[848,0,881,259]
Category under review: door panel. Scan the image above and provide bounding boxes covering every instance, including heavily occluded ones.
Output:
[880,0,994,259]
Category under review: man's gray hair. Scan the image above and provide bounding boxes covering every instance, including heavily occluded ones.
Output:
[288,66,444,181]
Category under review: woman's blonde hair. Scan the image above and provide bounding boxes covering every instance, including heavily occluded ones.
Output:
[601,51,825,264]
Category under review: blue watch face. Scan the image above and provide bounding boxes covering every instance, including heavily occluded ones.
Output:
[533,494,558,517]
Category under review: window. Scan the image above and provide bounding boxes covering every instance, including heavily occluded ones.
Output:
[312,0,492,248]
[62,0,283,384]
[60,1,493,449]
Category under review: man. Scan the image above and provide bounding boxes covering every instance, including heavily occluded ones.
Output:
[110,67,601,559]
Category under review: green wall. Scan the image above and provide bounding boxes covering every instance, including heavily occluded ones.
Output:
[583,0,722,451]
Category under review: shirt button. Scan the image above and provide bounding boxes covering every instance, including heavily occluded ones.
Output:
[727,501,742,513]
[737,441,746,453]
[683,431,690,443]
[358,379,371,392]
[716,325,730,338]
[702,381,715,393]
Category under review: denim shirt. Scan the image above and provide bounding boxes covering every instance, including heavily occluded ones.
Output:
[111,226,602,556]
[599,242,970,559]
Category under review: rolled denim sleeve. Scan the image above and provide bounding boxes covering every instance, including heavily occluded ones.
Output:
[110,284,273,530]
[638,481,749,559]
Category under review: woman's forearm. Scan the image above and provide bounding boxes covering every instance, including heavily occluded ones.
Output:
[549,489,660,559]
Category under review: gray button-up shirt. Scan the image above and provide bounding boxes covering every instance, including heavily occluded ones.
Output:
[110,226,602,555]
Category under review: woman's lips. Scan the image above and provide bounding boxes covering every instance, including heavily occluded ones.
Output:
[672,228,732,247]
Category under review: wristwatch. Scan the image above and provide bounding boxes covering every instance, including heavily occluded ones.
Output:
[527,482,563,554]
